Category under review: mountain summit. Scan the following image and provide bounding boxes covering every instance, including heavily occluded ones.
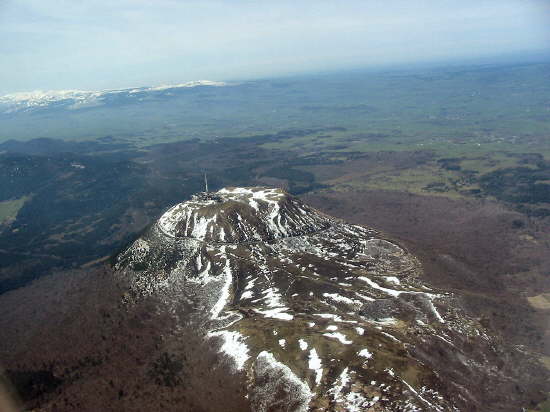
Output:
[112,187,540,411]
[157,187,331,242]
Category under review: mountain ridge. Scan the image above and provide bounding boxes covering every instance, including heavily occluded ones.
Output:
[0,80,228,114]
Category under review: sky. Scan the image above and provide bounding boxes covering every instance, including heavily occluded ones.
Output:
[1,0,549,95]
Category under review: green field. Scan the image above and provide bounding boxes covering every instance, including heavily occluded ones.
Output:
[2,62,550,152]
[1,60,550,293]
[0,195,29,224]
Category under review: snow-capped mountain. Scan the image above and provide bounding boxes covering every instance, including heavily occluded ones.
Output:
[113,187,537,411]
[0,80,227,114]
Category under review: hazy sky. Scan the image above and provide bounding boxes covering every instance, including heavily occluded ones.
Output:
[1,0,549,94]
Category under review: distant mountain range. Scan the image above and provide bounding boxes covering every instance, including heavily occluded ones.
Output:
[1,62,548,144]
[0,80,228,114]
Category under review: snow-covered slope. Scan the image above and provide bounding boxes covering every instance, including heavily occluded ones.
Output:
[114,187,538,412]
[0,80,227,113]
[157,187,331,242]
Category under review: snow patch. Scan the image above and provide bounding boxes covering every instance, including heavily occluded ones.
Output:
[308,348,323,385]
[209,330,249,370]
[254,307,294,320]
[240,290,253,299]
[385,276,401,285]
[210,257,233,319]
[253,351,312,412]
[358,276,403,297]
[323,292,363,307]
[324,332,353,345]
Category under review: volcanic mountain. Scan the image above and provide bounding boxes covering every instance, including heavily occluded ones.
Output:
[1,187,546,411]
[111,187,543,411]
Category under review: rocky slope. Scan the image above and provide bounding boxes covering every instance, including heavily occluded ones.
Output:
[112,186,544,411]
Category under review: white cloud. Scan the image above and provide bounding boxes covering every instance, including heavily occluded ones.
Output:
[0,0,548,93]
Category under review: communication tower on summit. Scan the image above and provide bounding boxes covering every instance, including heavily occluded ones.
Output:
[193,171,222,201]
